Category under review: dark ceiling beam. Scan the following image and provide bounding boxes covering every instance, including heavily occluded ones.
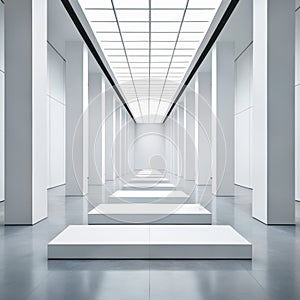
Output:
[163,0,240,123]
[61,0,136,122]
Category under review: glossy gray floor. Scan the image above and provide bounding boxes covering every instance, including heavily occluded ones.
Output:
[0,181,300,300]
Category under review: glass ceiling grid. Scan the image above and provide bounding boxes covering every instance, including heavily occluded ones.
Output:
[110,0,143,118]
[78,0,222,123]
[153,0,189,123]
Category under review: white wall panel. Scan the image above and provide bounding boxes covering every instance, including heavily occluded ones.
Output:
[134,124,165,170]
[296,86,300,201]
[296,8,300,201]
[0,2,4,72]
[235,109,252,188]
[234,44,253,189]
[47,43,66,188]
[0,2,3,202]
[0,72,4,201]
[296,9,300,85]
[48,45,65,103]
[235,45,253,113]
[49,99,65,187]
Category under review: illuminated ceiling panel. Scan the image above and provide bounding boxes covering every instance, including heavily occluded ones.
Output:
[78,0,222,123]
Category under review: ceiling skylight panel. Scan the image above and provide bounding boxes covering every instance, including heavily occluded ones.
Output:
[181,22,209,33]
[151,0,187,9]
[151,41,176,48]
[78,0,112,9]
[113,0,149,9]
[121,32,149,41]
[116,10,149,21]
[128,57,149,63]
[184,9,216,22]
[119,22,149,32]
[151,32,178,41]
[101,41,123,49]
[91,22,119,32]
[151,56,172,63]
[149,101,160,116]
[126,49,149,56]
[178,32,205,41]
[84,10,115,21]
[123,41,149,48]
[151,49,173,56]
[128,101,142,118]
[151,22,181,32]
[96,32,121,41]
[188,0,222,9]
[152,10,184,22]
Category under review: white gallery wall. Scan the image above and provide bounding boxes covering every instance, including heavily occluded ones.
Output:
[296,2,300,201]
[134,124,165,170]
[47,43,66,188]
[0,1,4,202]
[234,44,253,189]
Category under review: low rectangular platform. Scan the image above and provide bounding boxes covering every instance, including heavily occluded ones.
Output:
[137,169,162,175]
[123,182,176,190]
[48,225,252,259]
[130,177,169,183]
[135,174,165,178]
[88,204,212,224]
[109,190,188,203]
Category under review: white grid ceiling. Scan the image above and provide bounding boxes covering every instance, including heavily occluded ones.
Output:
[78,0,222,123]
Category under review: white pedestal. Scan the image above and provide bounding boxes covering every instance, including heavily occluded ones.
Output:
[109,190,189,203]
[123,183,176,190]
[88,204,212,224]
[48,225,252,259]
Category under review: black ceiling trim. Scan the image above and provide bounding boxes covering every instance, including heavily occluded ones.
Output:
[61,0,136,122]
[163,0,240,123]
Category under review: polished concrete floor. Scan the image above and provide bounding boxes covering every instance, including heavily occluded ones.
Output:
[0,180,300,300]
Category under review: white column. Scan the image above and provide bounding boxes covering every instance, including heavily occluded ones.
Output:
[112,95,116,180]
[100,77,106,184]
[296,4,300,202]
[252,0,295,224]
[196,72,212,185]
[65,42,89,196]
[88,73,102,185]
[176,108,181,176]
[184,85,196,180]
[114,104,121,178]
[5,0,47,224]
[105,87,114,181]
[119,108,123,175]
[0,1,4,203]
[178,103,185,178]
[211,42,235,196]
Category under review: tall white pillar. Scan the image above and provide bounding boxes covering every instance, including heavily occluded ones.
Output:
[196,72,212,185]
[252,0,295,224]
[112,96,116,180]
[5,0,47,224]
[176,108,181,176]
[119,107,123,175]
[211,42,235,196]
[88,73,102,185]
[100,77,106,184]
[184,85,196,180]
[105,87,114,181]
[65,42,89,196]
[178,103,185,178]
